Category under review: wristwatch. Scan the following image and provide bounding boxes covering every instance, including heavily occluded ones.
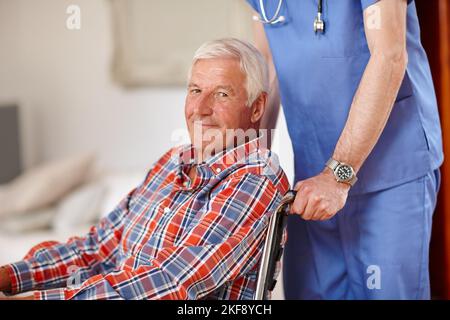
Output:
[325,158,358,186]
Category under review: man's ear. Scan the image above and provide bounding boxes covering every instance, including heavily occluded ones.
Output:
[250,92,267,123]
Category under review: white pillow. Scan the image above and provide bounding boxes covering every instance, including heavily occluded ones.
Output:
[0,153,94,218]
[0,208,57,234]
[52,182,105,234]
[99,172,144,219]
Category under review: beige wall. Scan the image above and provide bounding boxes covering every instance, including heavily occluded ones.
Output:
[0,0,186,171]
[0,0,294,299]
[0,0,293,178]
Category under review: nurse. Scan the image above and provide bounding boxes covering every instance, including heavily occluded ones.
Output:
[247,0,444,299]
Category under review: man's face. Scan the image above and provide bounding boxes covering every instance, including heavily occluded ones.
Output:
[185,58,261,160]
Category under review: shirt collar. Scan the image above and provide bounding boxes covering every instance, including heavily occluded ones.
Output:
[177,133,268,176]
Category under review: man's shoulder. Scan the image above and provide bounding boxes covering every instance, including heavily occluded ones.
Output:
[152,144,188,167]
[140,145,186,185]
[227,148,290,196]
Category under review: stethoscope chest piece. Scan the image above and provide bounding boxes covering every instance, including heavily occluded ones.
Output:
[314,0,325,34]
[314,12,325,33]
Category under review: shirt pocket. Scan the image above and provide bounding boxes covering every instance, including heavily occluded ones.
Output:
[318,1,369,58]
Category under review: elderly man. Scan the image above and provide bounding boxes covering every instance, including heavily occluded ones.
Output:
[0,38,289,300]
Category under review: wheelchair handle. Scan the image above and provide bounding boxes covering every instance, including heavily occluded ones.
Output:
[254,190,297,300]
[277,190,297,214]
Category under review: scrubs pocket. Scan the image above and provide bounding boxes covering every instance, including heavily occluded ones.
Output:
[391,94,430,153]
[354,93,432,193]
[395,71,414,102]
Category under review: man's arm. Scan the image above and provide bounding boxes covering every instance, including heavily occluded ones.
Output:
[0,187,137,299]
[32,174,284,300]
[0,147,177,300]
[252,12,281,148]
[291,0,409,220]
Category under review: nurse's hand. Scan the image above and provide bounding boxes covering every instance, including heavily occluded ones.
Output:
[290,169,350,220]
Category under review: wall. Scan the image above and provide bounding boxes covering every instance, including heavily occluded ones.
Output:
[0,0,294,300]
[0,0,294,182]
[416,0,450,299]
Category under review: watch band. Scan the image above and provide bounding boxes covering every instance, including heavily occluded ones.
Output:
[344,174,358,186]
[325,158,340,171]
[325,158,358,186]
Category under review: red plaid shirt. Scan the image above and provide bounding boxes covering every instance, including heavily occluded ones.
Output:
[4,137,289,300]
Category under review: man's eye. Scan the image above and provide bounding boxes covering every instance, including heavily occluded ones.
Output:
[190,89,200,94]
[217,92,228,98]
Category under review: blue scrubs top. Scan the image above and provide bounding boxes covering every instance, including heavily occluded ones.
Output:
[247,0,444,194]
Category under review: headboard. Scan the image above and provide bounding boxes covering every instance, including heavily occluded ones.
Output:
[0,105,22,183]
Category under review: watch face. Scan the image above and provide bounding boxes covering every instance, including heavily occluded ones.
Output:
[336,164,353,181]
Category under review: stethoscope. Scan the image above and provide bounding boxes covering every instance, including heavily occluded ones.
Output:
[253,0,325,34]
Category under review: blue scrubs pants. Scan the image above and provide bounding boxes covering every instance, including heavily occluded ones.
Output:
[283,169,441,299]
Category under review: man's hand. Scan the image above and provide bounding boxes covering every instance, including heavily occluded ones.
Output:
[0,267,34,299]
[0,293,34,300]
[0,266,12,293]
[290,169,350,220]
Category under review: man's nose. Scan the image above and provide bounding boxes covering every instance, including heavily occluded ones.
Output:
[194,94,213,116]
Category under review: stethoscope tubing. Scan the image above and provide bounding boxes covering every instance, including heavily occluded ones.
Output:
[254,0,325,33]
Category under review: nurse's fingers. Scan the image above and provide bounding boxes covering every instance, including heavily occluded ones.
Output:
[317,204,340,220]
[310,201,332,220]
[290,186,308,216]
[310,209,326,221]
[315,210,332,221]
[301,196,319,220]
[293,181,303,191]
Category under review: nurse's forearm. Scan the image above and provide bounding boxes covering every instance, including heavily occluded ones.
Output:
[332,52,408,173]
[331,0,409,175]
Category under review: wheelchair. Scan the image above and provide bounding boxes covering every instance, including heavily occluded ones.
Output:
[254,190,296,300]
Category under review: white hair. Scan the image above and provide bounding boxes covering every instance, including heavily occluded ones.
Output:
[188,38,269,107]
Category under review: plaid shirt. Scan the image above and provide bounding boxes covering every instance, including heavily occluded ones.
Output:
[4,137,289,300]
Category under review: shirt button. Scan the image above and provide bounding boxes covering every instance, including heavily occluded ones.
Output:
[183,181,188,187]
[163,207,170,213]
[215,167,222,173]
